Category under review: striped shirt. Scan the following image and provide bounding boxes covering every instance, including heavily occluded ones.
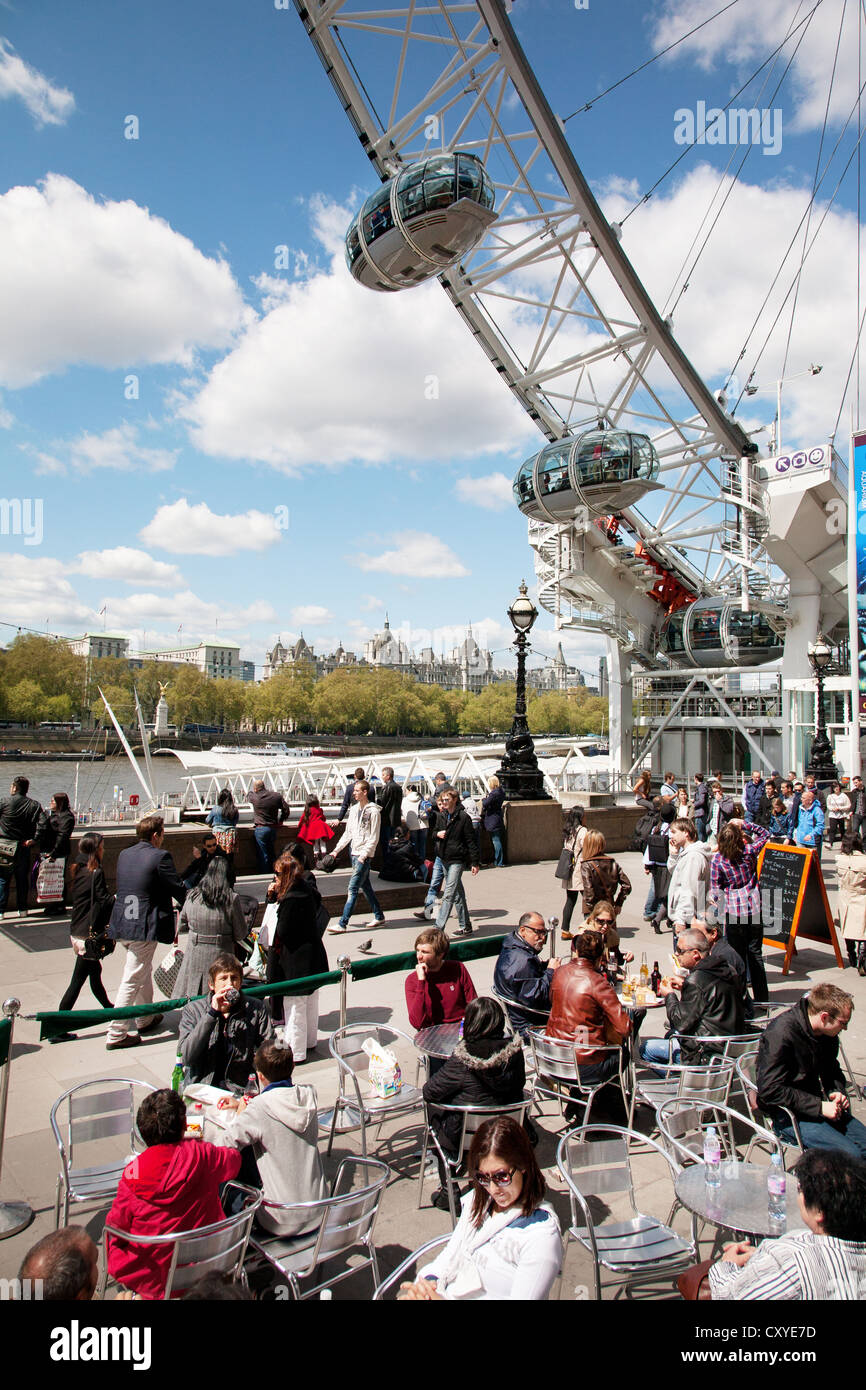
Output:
[709,822,770,921]
[710,1230,866,1300]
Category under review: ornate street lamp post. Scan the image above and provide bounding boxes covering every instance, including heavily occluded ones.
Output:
[805,632,838,782]
[497,581,550,801]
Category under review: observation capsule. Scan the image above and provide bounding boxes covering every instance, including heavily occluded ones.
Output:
[345,152,496,292]
[513,429,662,522]
[658,598,784,668]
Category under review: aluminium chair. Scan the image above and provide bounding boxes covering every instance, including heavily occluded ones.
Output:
[557,1125,697,1300]
[248,1157,389,1299]
[735,1053,804,1162]
[417,1096,530,1223]
[51,1077,157,1228]
[528,1029,629,1131]
[371,1234,452,1300]
[325,1024,423,1158]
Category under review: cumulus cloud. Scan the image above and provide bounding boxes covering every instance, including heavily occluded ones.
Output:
[290,605,333,626]
[25,423,177,475]
[352,531,469,577]
[139,499,283,556]
[454,473,515,511]
[0,175,251,388]
[104,589,277,633]
[0,554,91,626]
[75,547,183,588]
[359,594,384,612]
[0,39,75,127]
[180,196,535,470]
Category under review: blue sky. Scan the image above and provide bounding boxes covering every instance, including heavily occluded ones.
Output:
[0,0,861,679]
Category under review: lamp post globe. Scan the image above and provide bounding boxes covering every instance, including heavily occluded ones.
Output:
[496,582,550,802]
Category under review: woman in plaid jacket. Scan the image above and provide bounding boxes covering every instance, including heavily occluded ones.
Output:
[709,818,770,1003]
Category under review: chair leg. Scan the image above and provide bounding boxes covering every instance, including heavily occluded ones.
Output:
[417,1129,430,1209]
[445,1165,459,1228]
[62,1188,70,1227]
[368,1242,381,1293]
[359,1114,368,1161]
[54,1176,62,1230]
[327,1098,340,1157]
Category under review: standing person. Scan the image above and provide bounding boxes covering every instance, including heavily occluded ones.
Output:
[295,795,334,864]
[376,766,403,858]
[692,773,709,842]
[415,772,451,914]
[249,780,291,873]
[337,768,366,825]
[481,775,506,867]
[768,797,792,842]
[849,775,866,839]
[659,771,678,802]
[559,806,588,940]
[433,785,479,938]
[707,782,735,847]
[175,857,248,999]
[54,832,115,1032]
[826,782,851,849]
[0,775,48,918]
[789,788,825,860]
[267,853,328,1060]
[405,927,477,1030]
[40,791,76,912]
[836,832,866,974]
[402,784,428,863]
[676,787,693,819]
[666,818,713,931]
[105,814,186,1051]
[744,770,765,822]
[327,779,385,933]
[803,773,827,811]
[781,779,796,815]
[641,798,673,930]
[206,788,239,867]
[709,817,770,1004]
[580,829,631,919]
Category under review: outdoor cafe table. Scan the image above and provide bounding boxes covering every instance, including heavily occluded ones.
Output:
[675,1160,807,1239]
[414,1020,463,1060]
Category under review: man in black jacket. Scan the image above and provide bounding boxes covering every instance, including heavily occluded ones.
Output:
[757,984,866,1158]
[105,814,186,1050]
[376,766,403,856]
[0,776,49,916]
[640,929,744,1066]
[493,913,561,1036]
[433,785,479,937]
[850,775,866,840]
[179,954,270,1092]
[249,781,291,872]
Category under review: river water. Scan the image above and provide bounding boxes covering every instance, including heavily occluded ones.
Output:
[0,753,189,815]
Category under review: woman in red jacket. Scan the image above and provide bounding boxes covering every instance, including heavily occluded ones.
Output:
[405,927,477,1031]
[296,795,334,863]
[106,1089,241,1299]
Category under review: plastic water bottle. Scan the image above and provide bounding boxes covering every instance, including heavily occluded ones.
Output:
[170,1054,184,1093]
[703,1125,721,1187]
[767,1152,786,1228]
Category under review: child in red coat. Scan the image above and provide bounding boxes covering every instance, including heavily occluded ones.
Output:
[296,796,334,862]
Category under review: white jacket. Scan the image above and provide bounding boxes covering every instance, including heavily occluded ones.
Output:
[419,1193,562,1300]
[666,839,713,925]
[220,1082,326,1236]
[402,792,426,831]
[332,799,381,862]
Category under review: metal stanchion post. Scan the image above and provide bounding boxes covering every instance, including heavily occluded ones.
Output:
[548,915,559,961]
[318,955,361,1133]
[0,998,33,1238]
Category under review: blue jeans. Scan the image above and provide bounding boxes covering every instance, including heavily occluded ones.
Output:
[424,857,445,910]
[410,830,427,862]
[490,830,504,867]
[436,862,471,932]
[694,816,707,843]
[340,856,384,929]
[254,826,276,873]
[774,1113,866,1159]
[639,1037,681,1068]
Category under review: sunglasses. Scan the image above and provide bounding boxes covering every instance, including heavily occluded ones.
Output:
[474,1167,518,1189]
[595,918,615,927]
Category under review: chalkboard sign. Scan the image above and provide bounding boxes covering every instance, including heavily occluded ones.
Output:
[757,843,843,974]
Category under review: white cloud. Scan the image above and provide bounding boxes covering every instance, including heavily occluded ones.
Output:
[180,196,536,470]
[352,531,469,578]
[0,175,251,388]
[139,499,283,556]
[0,555,90,626]
[105,590,277,634]
[359,594,384,613]
[75,547,183,588]
[0,39,75,127]
[25,423,177,475]
[290,605,333,627]
[454,473,515,511]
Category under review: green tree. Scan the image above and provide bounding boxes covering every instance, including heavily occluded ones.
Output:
[0,636,85,707]
[5,678,47,723]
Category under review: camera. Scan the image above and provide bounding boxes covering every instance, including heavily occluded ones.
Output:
[225,987,240,1005]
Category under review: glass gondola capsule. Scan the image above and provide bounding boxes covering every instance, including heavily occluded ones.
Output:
[658,598,784,668]
[513,429,662,521]
[345,152,496,292]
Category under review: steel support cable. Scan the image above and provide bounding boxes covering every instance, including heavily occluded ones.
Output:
[663,0,812,320]
[562,0,743,123]
[779,0,848,388]
[728,69,866,411]
[831,296,866,439]
[619,2,824,228]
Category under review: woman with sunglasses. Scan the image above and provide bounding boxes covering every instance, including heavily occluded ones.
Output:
[398,1116,562,1300]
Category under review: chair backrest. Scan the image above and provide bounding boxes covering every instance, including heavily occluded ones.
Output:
[656,1098,781,1167]
[260,1158,390,1280]
[559,1132,636,1209]
[166,1184,261,1297]
[735,1053,760,1112]
[491,987,549,1036]
[331,1024,415,1078]
[51,1078,156,1170]
[428,1098,530,1163]
[676,1060,734,1106]
[528,1031,581,1085]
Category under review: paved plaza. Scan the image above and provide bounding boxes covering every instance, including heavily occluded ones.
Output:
[1,849,863,1298]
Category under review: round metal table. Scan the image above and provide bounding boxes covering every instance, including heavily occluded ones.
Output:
[413,1020,464,1060]
[675,1160,807,1239]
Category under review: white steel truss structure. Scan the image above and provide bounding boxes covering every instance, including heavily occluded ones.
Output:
[293,0,779,660]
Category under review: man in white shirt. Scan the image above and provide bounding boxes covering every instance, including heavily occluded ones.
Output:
[328,780,385,933]
[659,772,677,801]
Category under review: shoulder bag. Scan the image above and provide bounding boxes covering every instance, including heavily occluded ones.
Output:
[82,872,116,962]
[554,844,573,881]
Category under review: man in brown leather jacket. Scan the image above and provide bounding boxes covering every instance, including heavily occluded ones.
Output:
[545,930,631,1088]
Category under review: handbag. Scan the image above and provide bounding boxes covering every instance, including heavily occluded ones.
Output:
[154,946,184,997]
[0,836,18,869]
[554,845,574,881]
[82,872,116,961]
[213,827,237,854]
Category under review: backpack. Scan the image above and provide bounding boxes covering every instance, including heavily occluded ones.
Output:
[630,811,656,852]
[646,833,670,866]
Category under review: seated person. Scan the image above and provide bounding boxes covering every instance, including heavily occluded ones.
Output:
[398,1116,562,1301]
[379,827,426,883]
[493,912,561,1036]
[421,997,526,1211]
[105,1089,242,1300]
[709,1149,866,1299]
[639,929,744,1068]
[218,1038,326,1237]
[580,900,634,975]
[180,832,236,890]
[545,928,631,1099]
[405,928,477,1031]
[179,954,271,1094]
[757,983,866,1159]
[18,1226,99,1301]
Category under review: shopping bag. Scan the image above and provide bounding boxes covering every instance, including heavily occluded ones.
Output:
[36,857,65,904]
[154,946,184,998]
[362,1037,402,1098]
